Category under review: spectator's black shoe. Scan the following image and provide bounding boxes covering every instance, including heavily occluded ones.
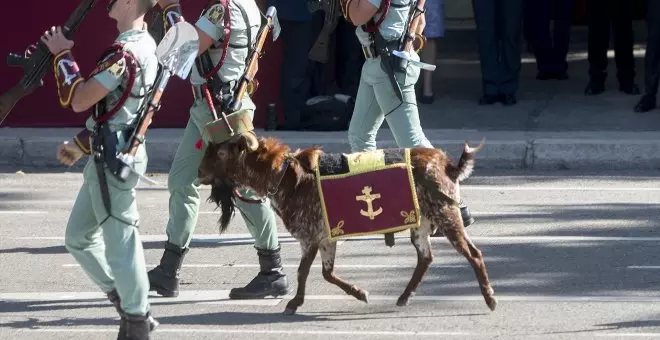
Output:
[419,94,434,104]
[634,94,657,113]
[501,94,517,106]
[478,95,499,105]
[584,80,605,95]
[536,71,553,80]
[619,82,641,95]
[554,71,569,80]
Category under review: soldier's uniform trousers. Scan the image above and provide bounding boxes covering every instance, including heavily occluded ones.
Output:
[348,50,432,152]
[166,95,279,250]
[65,143,150,316]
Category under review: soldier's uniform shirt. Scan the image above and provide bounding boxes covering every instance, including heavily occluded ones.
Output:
[86,28,158,152]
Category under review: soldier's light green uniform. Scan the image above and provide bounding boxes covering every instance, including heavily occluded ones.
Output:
[348,0,432,152]
[64,28,158,316]
[166,0,278,251]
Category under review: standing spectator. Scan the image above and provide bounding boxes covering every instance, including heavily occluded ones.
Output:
[524,0,574,80]
[270,0,318,130]
[585,0,639,96]
[635,0,660,112]
[472,0,524,106]
[419,0,444,104]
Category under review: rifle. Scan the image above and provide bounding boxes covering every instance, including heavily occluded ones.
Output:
[114,21,200,183]
[0,0,99,126]
[400,0,426,53]
[225,6,282,113]
[307,0,340,64]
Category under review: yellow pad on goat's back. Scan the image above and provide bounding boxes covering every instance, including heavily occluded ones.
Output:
[314,148,421,241]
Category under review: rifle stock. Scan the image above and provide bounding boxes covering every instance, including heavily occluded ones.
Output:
[227,12,277,112]
[402,0,426,52]
[0,0,98,126]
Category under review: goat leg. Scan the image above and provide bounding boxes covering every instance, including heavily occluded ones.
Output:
[319,239,369,303]
[397,223,433,306]
[445,225,497,311]
[284,242,319,315]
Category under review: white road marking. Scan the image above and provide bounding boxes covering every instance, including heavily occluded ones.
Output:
[595,334,660,338]
[14,328,660,338]
[0,291,280,306]
[61,263,467,269]
[627,266,660,270]
[17,328,474,336]
[13,234,660,243]
[0,211,47,214]
[3,291,660,303]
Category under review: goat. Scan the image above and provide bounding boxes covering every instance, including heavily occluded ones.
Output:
[198,131,497,315]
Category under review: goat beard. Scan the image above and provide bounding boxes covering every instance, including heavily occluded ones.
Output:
[208,179,236,234]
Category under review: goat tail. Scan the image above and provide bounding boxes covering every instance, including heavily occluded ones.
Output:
[451,138,485,182]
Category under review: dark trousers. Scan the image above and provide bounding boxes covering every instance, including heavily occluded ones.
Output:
[587,0,635,84]
[331,18,364,98]
[643,0,660,96]
[279,19,322,129]
[472,0,523,96]
[524,0,574,73]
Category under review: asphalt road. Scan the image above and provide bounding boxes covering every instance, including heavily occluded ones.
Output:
[2,169,660,340]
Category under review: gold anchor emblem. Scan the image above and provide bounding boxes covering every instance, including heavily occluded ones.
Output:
[356,186,383,220]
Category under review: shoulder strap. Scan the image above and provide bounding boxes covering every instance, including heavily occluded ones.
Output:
[91,43,140,123]
[201,0,232,80]
[362,0,390,33]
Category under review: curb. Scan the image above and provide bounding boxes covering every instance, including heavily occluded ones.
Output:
[2,129,660,171]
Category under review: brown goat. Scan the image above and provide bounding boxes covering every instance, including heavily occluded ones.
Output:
[198,131,497,315]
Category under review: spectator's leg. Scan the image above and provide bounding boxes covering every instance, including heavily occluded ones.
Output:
[498,0,523,104]
[525,0,552,78]
[585,0,610,95]
[420,39,437,104]
[278,19,316,130]
[472,0,500,104]
[612,0,639,94]
[551,0,574,78]
[334,17,364,98]
[635,0,660,112]
[419,0,444,104]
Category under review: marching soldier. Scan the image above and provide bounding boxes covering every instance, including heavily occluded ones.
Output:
[41,0,159,338]
[339,0,475,233]
[148,0,290,299]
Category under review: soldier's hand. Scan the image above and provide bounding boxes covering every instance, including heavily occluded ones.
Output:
[416,12,426,36]
[57,141,84,166]
[41,26,74,55]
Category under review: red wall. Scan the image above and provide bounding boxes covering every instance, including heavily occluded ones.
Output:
[0,2,283,128]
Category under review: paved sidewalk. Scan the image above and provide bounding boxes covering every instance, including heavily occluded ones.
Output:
[2,27,659,172]
[2,128,660,171]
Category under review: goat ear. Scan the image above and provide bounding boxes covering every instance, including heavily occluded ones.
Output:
[237,132,259,152]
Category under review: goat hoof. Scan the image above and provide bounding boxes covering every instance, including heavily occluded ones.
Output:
[396,296,410,307]
[486,297,497,311]
[283,308,297,315]
[357,290,369,303]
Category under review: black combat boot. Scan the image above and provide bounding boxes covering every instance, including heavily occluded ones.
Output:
[432,199,475,237]
[229,246,290,299]
[117,311,157,340]
[107,289,159,331]
[147,242,188,297]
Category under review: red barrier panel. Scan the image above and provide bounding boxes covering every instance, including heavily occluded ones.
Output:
[0,2,283,128]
